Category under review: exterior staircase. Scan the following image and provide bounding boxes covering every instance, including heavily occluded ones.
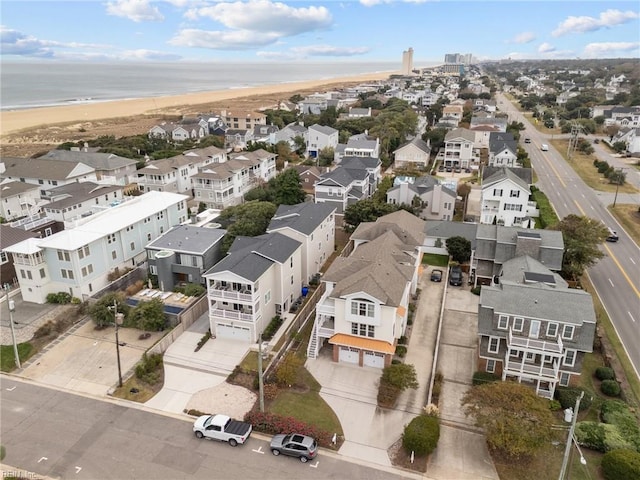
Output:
[306,320,318,359]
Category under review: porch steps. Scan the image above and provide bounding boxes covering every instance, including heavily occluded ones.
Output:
[307,323,318,359]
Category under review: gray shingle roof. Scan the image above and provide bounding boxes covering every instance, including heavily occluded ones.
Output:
[425,221,478,249]
[147,225,226,254]
[483,167,531,190]
[340,156,381,170]
[1,157,93,181]
[395,137,431,154]
[42,150,137,169]
[44,182,122,209]
[482,167,532,185]
[352,210,426,249]
[268,202,336,236]
[445,128,476,142]
[0,224,39,249]
[309,124,338,136]
[488,132,517,155]
[0,181,40,196]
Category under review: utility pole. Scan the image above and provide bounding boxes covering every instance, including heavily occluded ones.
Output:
[566,123,581,160]
[257,334,265,412]
[4,286,21,369]
[110,299,123,388]
[612,168,624,208]
[558,391,584,480]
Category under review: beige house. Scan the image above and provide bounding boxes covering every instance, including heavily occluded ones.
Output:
[393,137,432,169]
[219,109,267,130]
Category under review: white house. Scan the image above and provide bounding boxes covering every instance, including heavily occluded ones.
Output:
[4,191,189,304]
[393,137,432,169]
[307,210,425,368]
[488,132,518,167]
[307,124,339,158]
[267,202,336,283]
[386,176,456,221]
[1,157,98,195]
[0,181,42,221]
[480,167,538,228]
[203,232,303,342]
[42,182,125,224]
[443,128,478,169]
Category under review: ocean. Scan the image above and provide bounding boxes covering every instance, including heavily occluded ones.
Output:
[0,61,428,111]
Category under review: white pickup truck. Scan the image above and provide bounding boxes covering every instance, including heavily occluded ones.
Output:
[193,414,252,447]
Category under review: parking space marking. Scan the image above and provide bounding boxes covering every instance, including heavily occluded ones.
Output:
[310,461,319,468]
[6,386,16,391]
[75,466,82,474]
[38,457,48,463]
[252,446,264,454]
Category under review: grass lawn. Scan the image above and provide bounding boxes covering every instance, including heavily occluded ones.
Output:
[549,139,638,195]
[608,203,640,244]
[0,343,34,372]
[112,372,164,403]
[421,253,449,267]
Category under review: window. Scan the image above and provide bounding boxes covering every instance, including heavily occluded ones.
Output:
[87,264,93,274]
[112,250,117,260]
[509,190,520,198]
[130,242,135,251]
[525,352,535,362]
[107,233,116,244]
[559,372,570,386]
[0,251,7,264]
[290,257,293,268]
[497,315,508,330]
[61,269,67,279]
[351,322,375,338]
[264,290,271,304]
[562,325,575,340]
[488,337,500,353]
[27,270,32,280]
[39,268,46,279]
[351,300,374,318]
[486,359,496,373]
[547,322,558,337]
[290,275,294,285]
[20,269,26,279]
[147,233,152,241]
[563,350,576,367]
[78,246,90,259]
[493,188,503,196]
[57,250,70,262]
[513,317,524,332]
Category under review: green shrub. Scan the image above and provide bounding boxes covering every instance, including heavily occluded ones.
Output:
[395,346,407,358]
[548,400,562,411]
[472,371,500,386]
[576,421,636,453]
[134,353,163,385]
[195,331,211,352]
[46,292,72,304]
[595,367,616,381]
[470,286,481,295]
[601,400,640,451]
[555,387,593,412]
[402,414,440,455]
[601,449,640,480]
[601,380,621,397]
[262,315,283,341]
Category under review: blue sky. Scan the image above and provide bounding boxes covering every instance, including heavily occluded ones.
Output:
[1,1,639,63]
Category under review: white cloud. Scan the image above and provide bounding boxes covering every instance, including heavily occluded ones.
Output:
[185,1,332,35]
[511,32,536,44]
[169,28,281,50]
[0,26,108,58]
[582,42,640,58]
[121,49,182,61]
[360,0,429,6]
[106,0,164,23]
[538,42,555,53]
[290,45,370,56]
[552,9,639,37]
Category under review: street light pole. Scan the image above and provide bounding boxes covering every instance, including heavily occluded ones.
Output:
[612,168,623,208]
[110,299,123,388]
[4,287,21,369]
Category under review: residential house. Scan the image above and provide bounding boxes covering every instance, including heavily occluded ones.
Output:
[225,129,254,150]
[470,117,507,133]
[267,202,336,283]
[0,224,39,287]
[393,137,432,169]
[192,149,277,209]
[307,210,425,367]
[346,107,372,118]
[478,255,596,398]
[421,92,440,108]
[203,232,303,342]
[298,97,328,115]
[42,182,124,223]
[146,224,227,290]
[611,127,640,156]
[481,167,537,227]
[40,150,138,186]
[423,220,478,257]
[336,134,380,163]
[307,124,339,158]
[441,104,464,126]
[137,146,227,194]
[148,122,206,141]
[1,157,98,195]
[386,176,456,221]
[488,132,518,167]
[4,191,189,304]
[443,128,478,169]
[292,165,325,196]
[0,181,42,221]
[219,109,267,130]
[253,124,279,144]
[473,225,564,287]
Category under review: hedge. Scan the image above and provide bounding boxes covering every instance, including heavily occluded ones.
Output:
[601,449,640,480]
[472,371,500,386]
[243,411,333,448]
[554,387,592,412]
[601,379,621,397]
[595,367,616,381]
[402,414,440,456]
[600,400,640,451]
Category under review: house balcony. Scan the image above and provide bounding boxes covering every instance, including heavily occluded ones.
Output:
[316,314,335,339]
[508,329,564,355]
[137,177,169,186]
[208,282,255,303]
[210,307,258,323]
[12,252,45,266]
[503,357,560,381]
[195,181,233,190]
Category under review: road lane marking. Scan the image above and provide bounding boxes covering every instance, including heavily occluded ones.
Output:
[629,312,636,323]
[609,279,614,287]
[38,457,48,463]
[541,151,567,188]
[252,446,264,454]
[603,243,640,298]
[6,386,16,391]
[573,200,586,216]
[310,461,319,468]
[631,258,636,265]
[75,467,82,474]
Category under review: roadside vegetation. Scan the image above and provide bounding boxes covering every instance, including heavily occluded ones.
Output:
[608,204,640,245]
[112,353,164,402]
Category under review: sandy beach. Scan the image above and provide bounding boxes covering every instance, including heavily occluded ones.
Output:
[0,71,395,137]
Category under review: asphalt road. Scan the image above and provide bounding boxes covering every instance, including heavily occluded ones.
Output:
[0,378,420,480]
[497,93,640,379]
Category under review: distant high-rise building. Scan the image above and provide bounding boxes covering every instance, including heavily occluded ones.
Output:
[402,47,414,75]
[444,53,473,65]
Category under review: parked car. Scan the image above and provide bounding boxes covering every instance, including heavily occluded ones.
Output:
[445,166,453,172]
[270,433,318,462]
[540,144,549,151]
[193,414,252,446]
[524,138,531,143]
[438,164,445,172]
[430,269,443,282]
[449,266,463,286]
[454,166,461,173]
[593,138,600,144]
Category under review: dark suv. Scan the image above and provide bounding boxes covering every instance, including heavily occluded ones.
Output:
[270,433,318,463]
[449,266,463,286]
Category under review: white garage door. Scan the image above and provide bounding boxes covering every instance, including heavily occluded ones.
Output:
[216,323,251,342]
[338,346,359,364]
[363,351,385,368]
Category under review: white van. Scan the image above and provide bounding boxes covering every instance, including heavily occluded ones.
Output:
[541,144,549,151]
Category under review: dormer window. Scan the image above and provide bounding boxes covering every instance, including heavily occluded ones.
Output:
[351,299,374,318]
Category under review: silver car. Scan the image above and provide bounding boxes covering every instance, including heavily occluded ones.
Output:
[270,433,318,462]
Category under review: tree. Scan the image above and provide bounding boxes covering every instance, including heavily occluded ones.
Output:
[130,298,166,332]
[318,146,335,167]
[89,292,130,328]
[402,414,440,456]
[218,201,277,254]
[551,214,609,280]
[343,199,399,232]
[446,236,471,263]
[270,168,306,205]
[381,363,419,391]
[462,381,555,461]
[372,176,394,203]
[275,352,304,387]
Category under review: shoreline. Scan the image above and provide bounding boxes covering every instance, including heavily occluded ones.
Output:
[0,71,396,137]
